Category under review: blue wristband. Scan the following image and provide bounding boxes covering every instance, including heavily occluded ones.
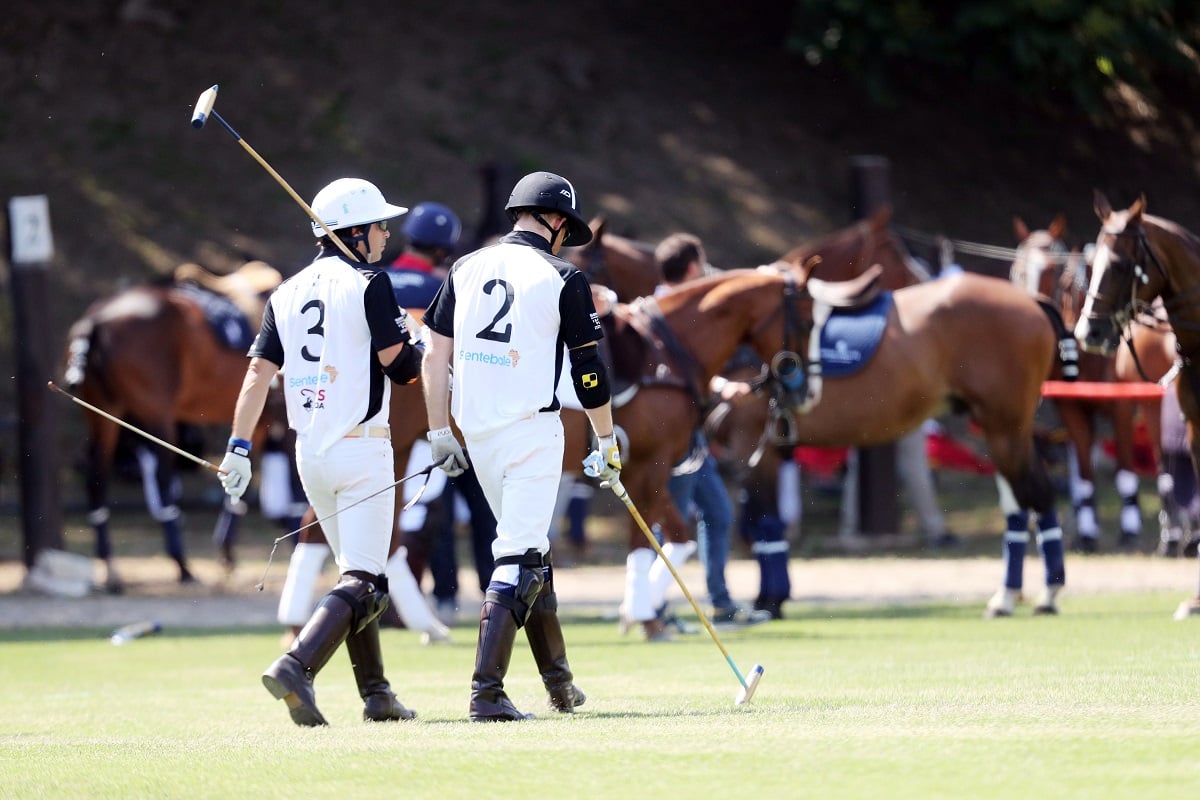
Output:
[227,437,252,457]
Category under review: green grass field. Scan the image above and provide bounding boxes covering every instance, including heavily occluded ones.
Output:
[2,593,1198,800]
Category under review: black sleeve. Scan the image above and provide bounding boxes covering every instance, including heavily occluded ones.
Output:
[247,299,285,366]
[424,270,457,338]
[364,271,412,351]
[558,271,604,349]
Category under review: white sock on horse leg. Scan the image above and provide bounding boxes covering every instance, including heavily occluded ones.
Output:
[276,542,330,626]
[385,547,449,637]
[623,548,657,622]
[648,541,698,610]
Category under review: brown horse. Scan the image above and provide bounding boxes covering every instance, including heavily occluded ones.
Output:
[62,261,282,591]
[565,217,660,302]
[610,266,1066,621]
[1010,215,1143,552]
[1075,192,1200,614]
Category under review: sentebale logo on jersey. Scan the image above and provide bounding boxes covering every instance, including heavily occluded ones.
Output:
[460,347,519,368]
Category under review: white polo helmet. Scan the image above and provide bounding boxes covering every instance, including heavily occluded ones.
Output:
[310,178,407,237]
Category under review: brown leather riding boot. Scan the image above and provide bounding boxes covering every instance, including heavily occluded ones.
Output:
[261,593,355,727]
[346,617,416,722]
[525,590,586,712]
[470,599,533,722]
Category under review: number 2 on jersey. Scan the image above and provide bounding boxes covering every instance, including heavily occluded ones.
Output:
[475,278,513,343]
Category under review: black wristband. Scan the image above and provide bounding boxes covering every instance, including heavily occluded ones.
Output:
[227,437,252,457]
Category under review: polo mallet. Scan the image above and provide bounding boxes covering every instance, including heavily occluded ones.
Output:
[253,459,447,591]
[189,84,359,262]
[590,461,764,705]
[48,381,223,474]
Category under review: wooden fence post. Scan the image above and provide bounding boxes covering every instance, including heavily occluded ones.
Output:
[7,195,64,565]
[848,157,899,537]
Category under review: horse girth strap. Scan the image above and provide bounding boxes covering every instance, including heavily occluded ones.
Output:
[638,297,707,409]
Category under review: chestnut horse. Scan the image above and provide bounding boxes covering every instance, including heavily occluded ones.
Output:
[62,261,282,591]
[610,266,1066,620]
[1075,192,1200,614]
[1010,215,1143,552]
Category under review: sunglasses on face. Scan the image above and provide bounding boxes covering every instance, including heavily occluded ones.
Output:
[376,220,388,231]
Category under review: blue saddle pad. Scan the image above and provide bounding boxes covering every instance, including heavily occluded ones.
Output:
[174,284,254,352]
[817,292,893,378]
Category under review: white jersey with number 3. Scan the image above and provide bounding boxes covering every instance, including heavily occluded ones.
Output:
[267,256,389,454]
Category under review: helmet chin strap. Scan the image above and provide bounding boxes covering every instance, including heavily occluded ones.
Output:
[325,228,369,262]
[532,212,567,248]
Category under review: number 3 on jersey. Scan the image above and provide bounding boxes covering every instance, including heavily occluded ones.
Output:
[475,278,514,343]
[300,299,325,361]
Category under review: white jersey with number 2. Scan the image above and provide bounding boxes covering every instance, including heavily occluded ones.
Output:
[424,231,602,441]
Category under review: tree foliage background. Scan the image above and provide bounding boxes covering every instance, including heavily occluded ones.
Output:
[789,1,1200,115]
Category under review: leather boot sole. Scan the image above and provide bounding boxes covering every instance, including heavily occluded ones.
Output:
[262,656,328,727]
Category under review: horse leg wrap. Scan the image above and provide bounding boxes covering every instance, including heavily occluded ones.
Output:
[1070,476,1099,541]
[346,616,416,721]
[750,515,792,608]
[1036,511,1066,587]
[277,542,329,627]
[1116,469,1142,537]
[385,547,450,640]
[622,548,657,623]
[1003,514,1029,591]
[648,541,697,610]
[89,507,112,560]
[470,599,533,721]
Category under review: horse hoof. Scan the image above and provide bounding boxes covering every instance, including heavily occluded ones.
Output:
[1070,536,1098,555]
[1032,604,1058,616]
[1117,534,1140,554]
[1173,598,1200,621]
[982,607,1012,619]
[1155,539,1181,558]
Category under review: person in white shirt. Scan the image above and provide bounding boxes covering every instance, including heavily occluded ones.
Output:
[422,171,620,721]
[219,178,422,727]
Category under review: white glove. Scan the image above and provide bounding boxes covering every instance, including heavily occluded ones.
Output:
[583,434,622,488]
[428,427,467,477]
[219,450,252,502]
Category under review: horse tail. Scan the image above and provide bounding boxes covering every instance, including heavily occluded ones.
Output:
[62,316,97,390]
[1035,297,1079,381]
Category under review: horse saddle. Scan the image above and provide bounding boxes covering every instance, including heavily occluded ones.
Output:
[806,263,883,309]
[598,296,697,408]
[173,260,282,330]
[806,264,890,380]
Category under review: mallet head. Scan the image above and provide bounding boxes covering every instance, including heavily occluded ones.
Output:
[191,85,219,129]
[735,664,764,705]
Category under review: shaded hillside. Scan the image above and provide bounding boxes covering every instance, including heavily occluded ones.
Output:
[2,0,1199,453]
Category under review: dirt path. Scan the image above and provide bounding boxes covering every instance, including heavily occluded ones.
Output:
[1,554,1195,631]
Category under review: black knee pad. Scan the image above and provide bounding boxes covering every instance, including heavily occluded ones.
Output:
[487,550,546,627]
[330,571,390,634]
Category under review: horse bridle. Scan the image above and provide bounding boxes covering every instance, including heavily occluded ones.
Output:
[1093,224,1199,381]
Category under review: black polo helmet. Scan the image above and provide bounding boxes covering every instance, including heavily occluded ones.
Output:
[504,171,593,246]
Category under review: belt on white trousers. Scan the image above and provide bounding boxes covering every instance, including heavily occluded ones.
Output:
[343,424,391,439]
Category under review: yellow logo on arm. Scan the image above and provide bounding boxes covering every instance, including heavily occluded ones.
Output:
[323,365,339,384]
[582,372,598,389]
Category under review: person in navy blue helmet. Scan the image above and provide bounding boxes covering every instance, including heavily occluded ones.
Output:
[387,201,462,309]
[386,202,499,625]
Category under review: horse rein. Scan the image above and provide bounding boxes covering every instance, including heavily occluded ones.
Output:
[1098,225,1197,382]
